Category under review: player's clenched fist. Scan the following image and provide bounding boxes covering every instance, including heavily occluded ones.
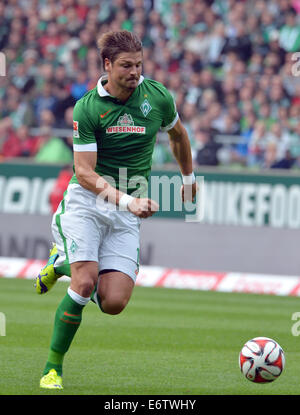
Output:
[180,182,198,203]
[128,198,159,218]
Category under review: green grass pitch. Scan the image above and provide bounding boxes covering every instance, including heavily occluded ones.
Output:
[0,277,300,395]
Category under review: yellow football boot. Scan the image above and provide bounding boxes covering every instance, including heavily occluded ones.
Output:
[40,369,63,390]
[35,244,60,294]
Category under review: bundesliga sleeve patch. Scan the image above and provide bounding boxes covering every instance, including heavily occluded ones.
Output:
[73,120,79,138]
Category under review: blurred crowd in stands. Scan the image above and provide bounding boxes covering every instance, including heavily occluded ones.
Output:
[0,0,299,170]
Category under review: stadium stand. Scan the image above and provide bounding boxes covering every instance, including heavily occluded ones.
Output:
[0,0,299,170]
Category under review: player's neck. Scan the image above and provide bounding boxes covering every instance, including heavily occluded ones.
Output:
[104,81,135,103]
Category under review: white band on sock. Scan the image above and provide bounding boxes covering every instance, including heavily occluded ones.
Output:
[67,287,90,306]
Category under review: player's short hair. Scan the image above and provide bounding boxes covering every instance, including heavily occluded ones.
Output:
[97,30,143,68]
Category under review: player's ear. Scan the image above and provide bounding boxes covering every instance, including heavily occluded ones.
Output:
[104,58,111,72]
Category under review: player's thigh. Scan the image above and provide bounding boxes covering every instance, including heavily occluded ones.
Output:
[99,212,141,283]
[98,270,135,311]
[52,184,107,270]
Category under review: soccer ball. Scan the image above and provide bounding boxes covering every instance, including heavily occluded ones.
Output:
[239,337,285,383]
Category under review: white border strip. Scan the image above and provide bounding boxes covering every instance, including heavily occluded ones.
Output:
[73,143,97,152]
[1,257,300,297]
[160,112,179,132]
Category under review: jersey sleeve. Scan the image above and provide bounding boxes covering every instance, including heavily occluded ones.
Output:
[160,87,179,132]
[72,100,97,152]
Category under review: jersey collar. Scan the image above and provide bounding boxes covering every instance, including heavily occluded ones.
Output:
[97,75,144,97]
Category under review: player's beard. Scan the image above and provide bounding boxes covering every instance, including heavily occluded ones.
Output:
[121,76,139,91]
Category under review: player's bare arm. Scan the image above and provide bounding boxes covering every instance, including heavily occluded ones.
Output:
[74,151,159,218]
[168,118,198,202]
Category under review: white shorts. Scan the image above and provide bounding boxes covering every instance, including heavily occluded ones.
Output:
[52,183,141,283]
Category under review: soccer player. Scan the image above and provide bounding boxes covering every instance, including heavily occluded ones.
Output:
[37,30,197,389]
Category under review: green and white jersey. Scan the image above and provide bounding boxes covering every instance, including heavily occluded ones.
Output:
[71,75,178,195]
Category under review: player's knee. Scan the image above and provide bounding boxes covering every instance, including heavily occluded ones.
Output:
[71,263,98,298]
[102,296,128,315]
[77,280,95,298]
[71,274,97,298]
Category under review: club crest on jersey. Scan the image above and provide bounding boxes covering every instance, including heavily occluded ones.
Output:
[106,113,146,134]
[140,99,152,117]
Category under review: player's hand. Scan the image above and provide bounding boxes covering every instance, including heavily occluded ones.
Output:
[128,198,159,218]
[180,182,198,203]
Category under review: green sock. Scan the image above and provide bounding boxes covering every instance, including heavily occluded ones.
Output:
[43,352,64,377]
[55,263,71,277]
[43,292,85,376]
